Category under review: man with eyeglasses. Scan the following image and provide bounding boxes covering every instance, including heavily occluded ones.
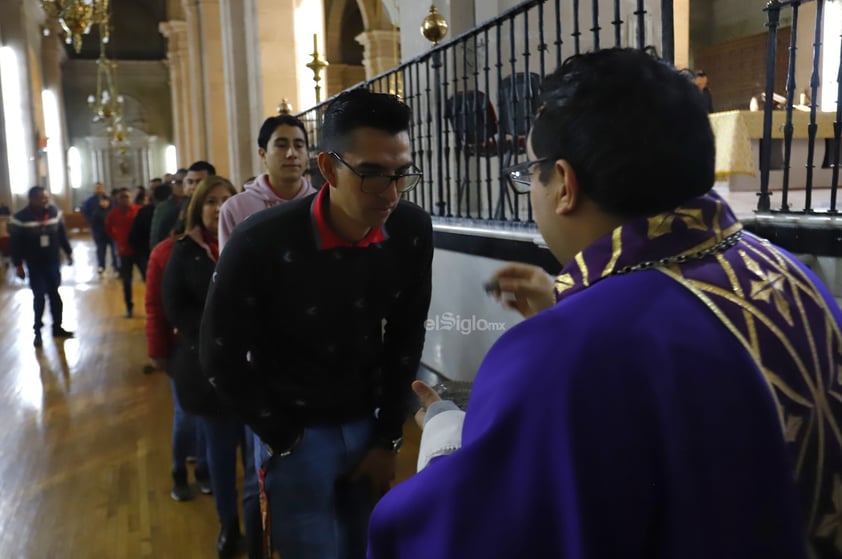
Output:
[200,88,432,559]
[367,48,835,558]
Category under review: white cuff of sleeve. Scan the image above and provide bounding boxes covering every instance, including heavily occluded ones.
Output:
[416,409,465,472]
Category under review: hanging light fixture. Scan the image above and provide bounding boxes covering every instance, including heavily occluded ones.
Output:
[40,0,110,53]
[87,43,124,124]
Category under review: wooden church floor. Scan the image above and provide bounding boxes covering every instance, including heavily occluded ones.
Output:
[0,234,422,558]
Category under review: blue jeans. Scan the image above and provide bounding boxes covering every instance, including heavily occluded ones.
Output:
[243,425,263,559]
[93,235,117,270]
[255,417,375,559]
[118,254,147,312]
[28,263,62,332]
[200,415,244,524]
[169,379,207,477]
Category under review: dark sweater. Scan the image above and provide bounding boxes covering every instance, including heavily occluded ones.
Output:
[199,193,433,452]
[162,232,226,416]
[9,205,72,268]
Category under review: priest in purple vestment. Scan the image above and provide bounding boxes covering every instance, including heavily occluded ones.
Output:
[367,48,842,559]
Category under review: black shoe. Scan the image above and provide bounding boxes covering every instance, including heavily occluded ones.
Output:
[52,327,74,338]
[124,308,133,318]
[195,470,213,495]
[217,517,242,559]
[170,471,192,502]
[33,333,42,347]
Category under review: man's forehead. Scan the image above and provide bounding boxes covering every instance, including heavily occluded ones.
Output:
[345,129,411,160]
[271,125,305,141]
[186,170,208,180]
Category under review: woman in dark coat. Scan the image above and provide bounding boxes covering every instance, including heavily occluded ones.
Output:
[162,175,254,558]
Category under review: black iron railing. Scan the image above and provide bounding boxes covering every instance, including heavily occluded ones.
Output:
[297,0,673,223]
[759,0,841,215]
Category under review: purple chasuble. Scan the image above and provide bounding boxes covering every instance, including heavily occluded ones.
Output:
[367,191,842,559]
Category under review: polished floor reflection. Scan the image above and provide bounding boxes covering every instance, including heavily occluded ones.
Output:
[0,235,421,558]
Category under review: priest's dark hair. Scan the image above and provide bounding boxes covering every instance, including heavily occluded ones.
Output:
[530,47,715,218]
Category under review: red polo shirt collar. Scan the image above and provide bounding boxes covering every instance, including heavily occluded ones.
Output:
[311,185,387,250]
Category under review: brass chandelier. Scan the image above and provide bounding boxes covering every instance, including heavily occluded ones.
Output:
[40,0,110,53]
[87,39,124,125]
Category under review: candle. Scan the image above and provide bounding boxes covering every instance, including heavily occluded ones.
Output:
[313,33,318,54]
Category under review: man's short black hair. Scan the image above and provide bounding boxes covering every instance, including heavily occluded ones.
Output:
[258,115,309,150]
[28,186,45,199]
[321,88,412,153]
[530,48,714,218]
[152,183,172,203]
[188,161,216,175]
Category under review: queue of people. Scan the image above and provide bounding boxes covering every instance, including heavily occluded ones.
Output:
[5,48,842,559]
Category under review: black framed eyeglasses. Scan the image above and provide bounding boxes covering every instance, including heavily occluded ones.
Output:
[330,152,423,195]
[503,157,548,194]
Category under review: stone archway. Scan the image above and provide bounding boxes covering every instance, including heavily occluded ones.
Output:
[325,0,400,93]
[325,0,367,96]
[353,0,400,80]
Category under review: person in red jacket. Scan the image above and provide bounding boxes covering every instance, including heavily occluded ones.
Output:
[105,187,143,317]
[145,212,211,502]
[145,235,177,371]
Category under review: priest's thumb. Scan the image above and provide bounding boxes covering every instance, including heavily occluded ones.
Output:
[412,380,441,410]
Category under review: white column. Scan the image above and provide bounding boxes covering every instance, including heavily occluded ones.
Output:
[160,21,190,170]
[253,0,302,117]
[220,0,260,186]
[183,0,207,163]
[196,0,230,177]
[41,24,71,213]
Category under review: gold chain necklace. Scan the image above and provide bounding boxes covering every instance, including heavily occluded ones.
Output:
[612,230,743,275]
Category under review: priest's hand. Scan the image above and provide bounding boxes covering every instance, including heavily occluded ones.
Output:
[350,448,396,497]
[487,263,555,318]
[412,380,442,429]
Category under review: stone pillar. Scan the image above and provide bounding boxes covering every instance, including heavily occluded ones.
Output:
[326,63,367,98]
[673,0,690,70]
[159,21,190,172]
[0,0,39,209]
[195,0,230,178]
[41,24,71,213]
[254,0,303,118]
[220,0,257,186]
[183,0,207,164]
[355,30,401,79]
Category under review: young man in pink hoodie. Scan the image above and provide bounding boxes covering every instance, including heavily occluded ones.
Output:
[216,114,314,559]
[218,115,316,245]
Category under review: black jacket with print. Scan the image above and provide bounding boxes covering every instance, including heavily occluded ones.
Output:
[199,193,433,452]
[9,205,72,268]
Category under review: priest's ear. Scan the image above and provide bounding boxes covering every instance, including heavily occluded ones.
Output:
[318,152,339,187]
[553,159,581,216]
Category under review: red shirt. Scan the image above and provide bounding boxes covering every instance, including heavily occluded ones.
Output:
[311,186,386,250]
[105,204,141,256]
[144,236,176,359]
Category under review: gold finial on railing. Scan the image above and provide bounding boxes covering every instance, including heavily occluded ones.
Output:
[305,33,329,104]
[277,98,293,114]
[421,5,448,46]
